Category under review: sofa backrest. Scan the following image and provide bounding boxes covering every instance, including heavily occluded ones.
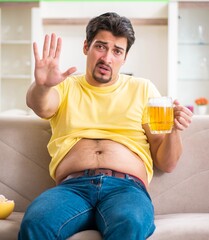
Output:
[0,116,55,212]
[0,115,209,214]
[150,115,209,214]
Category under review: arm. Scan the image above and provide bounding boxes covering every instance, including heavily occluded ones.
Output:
[143,100,193,172]
[27,33,76,118]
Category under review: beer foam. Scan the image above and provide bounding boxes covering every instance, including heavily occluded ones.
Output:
[148,97,172,107]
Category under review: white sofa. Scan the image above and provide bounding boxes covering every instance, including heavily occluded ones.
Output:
[0,115,209,240]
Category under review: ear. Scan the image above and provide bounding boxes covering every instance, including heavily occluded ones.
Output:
[83,40,88,55]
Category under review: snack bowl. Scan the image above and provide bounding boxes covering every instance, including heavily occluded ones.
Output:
[0,195,15,219]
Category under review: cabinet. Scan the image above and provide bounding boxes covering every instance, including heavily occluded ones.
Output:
[0,2,42,114]
[168,1,209,113]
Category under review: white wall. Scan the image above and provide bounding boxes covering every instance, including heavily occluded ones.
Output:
[40,2,168,19]
[41,1,168,95]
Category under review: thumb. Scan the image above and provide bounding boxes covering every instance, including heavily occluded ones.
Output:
[62,67,77,79]
[173,99,180,106]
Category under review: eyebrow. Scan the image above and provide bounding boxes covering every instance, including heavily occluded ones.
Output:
[95,40,125,52]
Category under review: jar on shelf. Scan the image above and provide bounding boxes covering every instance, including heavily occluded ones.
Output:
[196,105,207,115]
[195,97,208,115]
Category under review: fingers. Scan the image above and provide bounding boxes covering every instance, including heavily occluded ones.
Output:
[174,115,191,131]
[34,35,59,62]
[173,102,193,131]
[173,99,180,106]
[55,37,62,58]
[41,33,61,59]
[43,34,50,59]
[33,33,76,84]
[33,42,40,62]
[48,33,57,58]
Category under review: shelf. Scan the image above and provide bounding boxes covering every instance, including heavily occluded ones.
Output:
[178,42,209,46]
[43,18,168,26]
[2,75,31,79]
[178,78,209,82]
[1,40,31,45]
[179,2,209,8]
[0,2,39,8]
[0,2,41,112]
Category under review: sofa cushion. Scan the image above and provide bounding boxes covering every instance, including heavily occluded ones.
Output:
[149,213,209,240]
[0,212,23,240]
[68,213,209,240]
[0,116,55,212]
[68,230,102,240]
[2,213,209,240]
[150,115,209,214]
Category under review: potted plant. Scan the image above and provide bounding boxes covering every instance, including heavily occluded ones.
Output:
[195,97,208,115]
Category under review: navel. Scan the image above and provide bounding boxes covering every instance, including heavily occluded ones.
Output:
[95,150,102,155]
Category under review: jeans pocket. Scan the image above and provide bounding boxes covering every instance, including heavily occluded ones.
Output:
[128,178,152,201]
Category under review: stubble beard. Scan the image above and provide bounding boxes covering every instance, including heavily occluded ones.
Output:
[92,63,112,84]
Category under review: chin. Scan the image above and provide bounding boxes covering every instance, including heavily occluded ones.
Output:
[94,75,112,84]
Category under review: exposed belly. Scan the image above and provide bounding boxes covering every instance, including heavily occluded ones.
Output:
[55,138,148,188]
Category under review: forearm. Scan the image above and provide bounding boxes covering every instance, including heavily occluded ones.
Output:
[154,129,183,172]
[145,99,192,173]
[26,82,59,118]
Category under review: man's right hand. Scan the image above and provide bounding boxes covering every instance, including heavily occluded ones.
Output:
[33,33,77,87]
[26,33,77,118]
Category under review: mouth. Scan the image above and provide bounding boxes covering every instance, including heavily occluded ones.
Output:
[97,63,111,75]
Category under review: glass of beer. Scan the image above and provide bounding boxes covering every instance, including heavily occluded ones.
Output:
[147,97,174,134]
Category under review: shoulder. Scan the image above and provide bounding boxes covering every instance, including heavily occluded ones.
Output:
[119,74,152,87]
[56,74,84,91]
[119,74,161,98]
[62,74,84,86]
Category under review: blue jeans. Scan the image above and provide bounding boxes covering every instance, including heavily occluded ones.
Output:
[18,175,155,240]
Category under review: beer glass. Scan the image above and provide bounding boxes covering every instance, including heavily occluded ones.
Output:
[147,97,174,134]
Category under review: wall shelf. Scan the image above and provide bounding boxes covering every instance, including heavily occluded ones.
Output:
[1,40,31,44]
[2,75,31,79]
[178,42,209,46]
[168,1,209,111]
[0,3,41,113]
[42,18,168,26]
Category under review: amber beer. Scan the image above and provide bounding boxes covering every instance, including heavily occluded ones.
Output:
[147,97,174,134]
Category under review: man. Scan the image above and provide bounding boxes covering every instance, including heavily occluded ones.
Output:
[18,12,192,240]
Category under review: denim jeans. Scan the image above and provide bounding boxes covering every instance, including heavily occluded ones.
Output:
[18,175,155,240]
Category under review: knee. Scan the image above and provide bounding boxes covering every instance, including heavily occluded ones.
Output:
[19,210,54,240]
[127,211,155,238]
[121,212,145,230]
[114,210,155,236]
[19,210,43,235]
[18,216,36,240]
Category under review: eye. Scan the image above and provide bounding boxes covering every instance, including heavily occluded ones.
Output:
[113,48,123,56]
[95,44,106,51]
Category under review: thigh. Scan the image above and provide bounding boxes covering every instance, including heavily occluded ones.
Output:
[96,178,155,239]
[19,183,96,240]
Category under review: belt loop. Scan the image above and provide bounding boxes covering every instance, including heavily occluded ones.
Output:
[84,169,89,176]
[125,174,129,179]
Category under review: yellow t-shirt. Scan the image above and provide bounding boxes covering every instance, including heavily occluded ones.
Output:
[48,74,161,183]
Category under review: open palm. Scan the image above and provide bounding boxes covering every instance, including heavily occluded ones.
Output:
[33,33,76,87]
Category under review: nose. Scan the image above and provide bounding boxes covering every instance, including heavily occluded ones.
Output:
[100,50,113,64]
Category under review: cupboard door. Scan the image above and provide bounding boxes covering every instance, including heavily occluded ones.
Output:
[168,1,209,114]
[0,2,41,114]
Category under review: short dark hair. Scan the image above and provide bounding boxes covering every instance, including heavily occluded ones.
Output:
[86,12,135,53]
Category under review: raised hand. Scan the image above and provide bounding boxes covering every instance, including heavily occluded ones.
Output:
[33,33,77,87]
